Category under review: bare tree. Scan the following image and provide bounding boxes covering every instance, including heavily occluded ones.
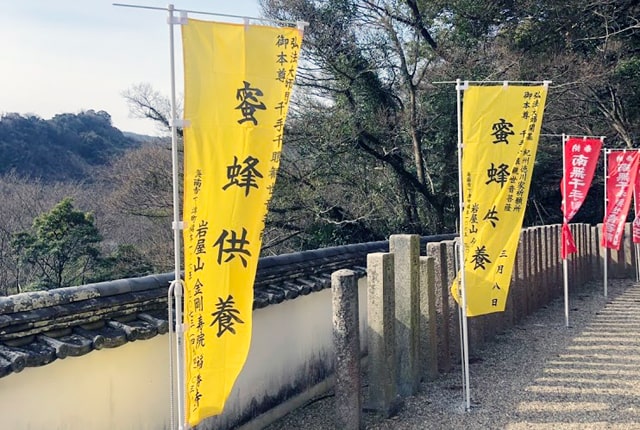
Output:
[122,83,183,137]
[97,144,176,273]
[0,173,88,295]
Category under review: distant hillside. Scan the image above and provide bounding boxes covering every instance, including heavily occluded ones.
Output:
[123,130,166,144]
[0,110,142,182]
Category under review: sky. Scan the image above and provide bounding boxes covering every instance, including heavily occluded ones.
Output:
[0,0,262,136]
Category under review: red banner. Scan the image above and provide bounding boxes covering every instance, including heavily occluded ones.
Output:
[561,222,577,259]
[634,164,640,243]
[560,137,602,258]
[602,151,640,250]
[561,137,602,221]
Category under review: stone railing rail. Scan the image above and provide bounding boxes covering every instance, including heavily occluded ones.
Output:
[340,222,631,424]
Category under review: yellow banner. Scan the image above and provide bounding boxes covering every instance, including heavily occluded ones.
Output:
[452,84,548,317]
[181,19,302,426]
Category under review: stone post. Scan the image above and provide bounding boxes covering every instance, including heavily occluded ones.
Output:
[527,228,537,315]
[389,234,420,397]
[534,227,543,308]
[419,256,438,381]
[592,225,601,280]
[577,224,586,286]
[506,241,518,327]
[597,223,607,282]
[568,224,577,289]
[332,269,362,429]
[540,226,549,305]
[609,224,621,278]
[587,225,596,282]
[443,241,460,362]
[555,224,563,295]
[518,229,530,320]
[623,223,633,277]
[426,241,452,373]
[554,224,562,297]
[586,224,592,283]
[366,253,399,417]
[628,223,637,279]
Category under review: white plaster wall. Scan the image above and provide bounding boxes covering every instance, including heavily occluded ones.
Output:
[205,276,368,429]
[0,336,171,430]
[0,277,368,430]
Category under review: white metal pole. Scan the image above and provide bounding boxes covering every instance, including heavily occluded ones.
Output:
[168,281,177,429]
[455,78,471,411]
[113,2,304,26]
[167,4,186,429]
[636,243,640,282]
[604,149,609,298]
[563,259,569,326]
[562,134,570,327]
[634,154,640,283]
[454,241,466,403]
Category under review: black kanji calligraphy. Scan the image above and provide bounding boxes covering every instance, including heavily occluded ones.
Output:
[235,81,266,125]
[276,51,288,65]
[471,245,491,270]
[211,294,244,337]
[193,279,203,296]
[193,390,202,408]
[193,170,203,194]
[222,156,263,196]
[194,295,203,312]
[193,256,204,272]
[193,354,204,369]
[483,205,500,227]
[486,162,510,187]
[195,331,205,348]
[276,34,289,48]
[213,228,251,267]
[491,118,515,144]
[195,220,208,254]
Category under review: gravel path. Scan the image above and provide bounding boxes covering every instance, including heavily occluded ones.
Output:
[265,279,640,429]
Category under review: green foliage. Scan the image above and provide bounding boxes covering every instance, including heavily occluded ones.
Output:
[0,110,138,181]
[257,0,640,251]
[92,244,154,282]
[260,0,474,251]
[11,198,102,290]
[9,196,158,292]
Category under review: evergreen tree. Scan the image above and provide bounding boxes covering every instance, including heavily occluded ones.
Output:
[12,198,102,290]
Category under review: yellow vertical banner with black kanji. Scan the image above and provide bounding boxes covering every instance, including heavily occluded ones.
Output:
[452,84,548,317]
[181,19,302,426]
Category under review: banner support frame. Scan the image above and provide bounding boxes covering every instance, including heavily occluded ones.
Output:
[113,4,307,428]
[114,2,309,28]
[451,79,550,410]
[602,147,640,298]
[167,4,186,430]
[604,148,609,298]
[561,134,570,327]
[455,78,471,412]
[562,134,606,326]
[434,80,551,86]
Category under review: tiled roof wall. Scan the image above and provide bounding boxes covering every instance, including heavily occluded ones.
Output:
[0,235,455,377]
